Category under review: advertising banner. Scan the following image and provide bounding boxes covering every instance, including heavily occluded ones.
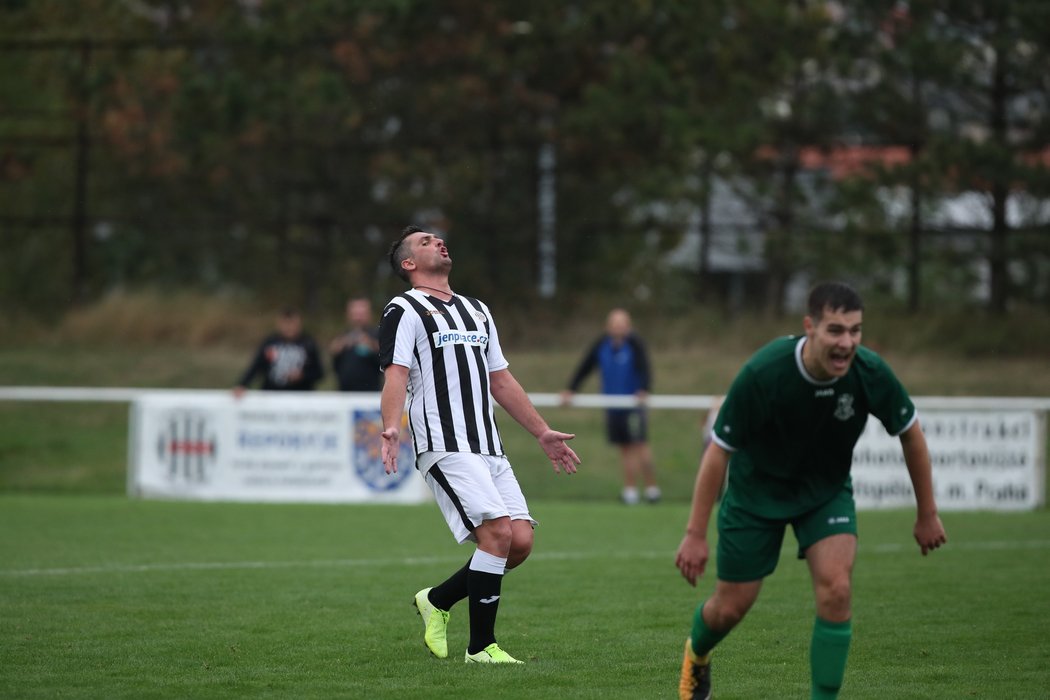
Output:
[128,391,429,503]
[852,410,1045,510]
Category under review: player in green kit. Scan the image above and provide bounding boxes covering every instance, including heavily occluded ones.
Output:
[675,281,947,700]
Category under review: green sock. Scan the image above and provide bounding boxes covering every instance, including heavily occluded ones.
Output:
[810,617,852,700]
[690,600,730,657]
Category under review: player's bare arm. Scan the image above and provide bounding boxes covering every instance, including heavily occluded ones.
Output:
[489,368,581,474]
[380,363,410,474]
[899,420,948,555]
[676,442,731,586]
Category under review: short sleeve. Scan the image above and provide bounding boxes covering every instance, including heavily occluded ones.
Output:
[378,300,419,370]
[711,366,767,452]
[864,355,916,436]
[480,302,509,372]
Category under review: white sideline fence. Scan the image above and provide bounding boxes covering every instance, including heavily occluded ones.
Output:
[0,386,1046,510]
[3,386,1050,411]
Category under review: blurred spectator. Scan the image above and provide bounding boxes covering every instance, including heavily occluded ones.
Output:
[329,297,381,392]
[562,308,661,504]
[233,307,324,395]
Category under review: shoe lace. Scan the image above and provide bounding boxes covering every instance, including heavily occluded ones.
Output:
[486,644,511,660]
[679,655,708,694]
[680,663,699,691]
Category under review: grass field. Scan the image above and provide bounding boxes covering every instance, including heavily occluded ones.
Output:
[2,497,1049,699]
[2,301,1050,697]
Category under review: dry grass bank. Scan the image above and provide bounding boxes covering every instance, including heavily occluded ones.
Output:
[3,289,1048,363]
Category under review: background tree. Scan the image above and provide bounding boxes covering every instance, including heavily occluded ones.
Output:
[1,0,1048,319]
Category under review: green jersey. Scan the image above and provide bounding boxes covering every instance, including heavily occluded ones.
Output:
[712,335,915,518]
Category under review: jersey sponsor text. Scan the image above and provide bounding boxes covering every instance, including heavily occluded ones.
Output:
[432,330,489,349]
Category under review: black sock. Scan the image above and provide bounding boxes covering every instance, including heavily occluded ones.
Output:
[428,557,471,611]
[466,568,504,654]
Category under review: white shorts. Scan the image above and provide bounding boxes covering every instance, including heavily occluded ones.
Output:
[419,452,536,544]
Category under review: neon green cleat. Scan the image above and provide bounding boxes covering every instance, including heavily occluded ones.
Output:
[464,643,524,664]
[413,588,450,659]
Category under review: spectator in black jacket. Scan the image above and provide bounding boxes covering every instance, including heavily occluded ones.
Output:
[329,297,381,392]
[234,307,324,395]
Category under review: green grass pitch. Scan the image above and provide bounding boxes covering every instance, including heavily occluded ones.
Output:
[2,496,1049,699]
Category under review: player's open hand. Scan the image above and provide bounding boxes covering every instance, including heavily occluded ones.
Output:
[538,429,580,474]
[381,428,400,474]
[914,513,947,555]
[675,533,710,587]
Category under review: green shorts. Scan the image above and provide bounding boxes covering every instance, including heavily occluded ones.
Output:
[715,487,858,582]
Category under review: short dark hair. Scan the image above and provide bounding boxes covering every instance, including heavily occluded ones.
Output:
[807,281,863,320]
[388,225,425,282]
[278,306,301,318]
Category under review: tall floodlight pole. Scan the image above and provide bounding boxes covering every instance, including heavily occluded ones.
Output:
[72,39,92,303]
[537,121,557,299]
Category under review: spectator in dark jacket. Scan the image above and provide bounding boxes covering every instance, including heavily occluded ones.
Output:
[329,297,381,392]
[234,307,324,395]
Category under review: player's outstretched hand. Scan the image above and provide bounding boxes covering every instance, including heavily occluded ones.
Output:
[381,428,400,474]
[914,512,947,555]
[675,533,710,587]
[538,429,580,474]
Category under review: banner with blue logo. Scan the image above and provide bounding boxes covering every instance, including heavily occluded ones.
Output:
[129,391,429,503]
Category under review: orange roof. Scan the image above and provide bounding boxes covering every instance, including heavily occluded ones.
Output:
[756,145,912,178]
[757,144,1050,183]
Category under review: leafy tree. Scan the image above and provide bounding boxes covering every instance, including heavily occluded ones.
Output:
[835,1,955,312]
[707,1,849,315]
[1,0,1048,320]
[927,0,1050,312]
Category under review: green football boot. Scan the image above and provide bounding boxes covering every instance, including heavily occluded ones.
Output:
[464,643,524,664]
[412,587,450,659]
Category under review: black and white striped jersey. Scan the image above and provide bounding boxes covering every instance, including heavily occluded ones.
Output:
[378,289,508,457]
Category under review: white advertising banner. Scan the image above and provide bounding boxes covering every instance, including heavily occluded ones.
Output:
[852,410,1045,510]
[128,391,429,503]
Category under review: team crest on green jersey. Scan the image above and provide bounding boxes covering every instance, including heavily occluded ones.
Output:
[834,394,855,421]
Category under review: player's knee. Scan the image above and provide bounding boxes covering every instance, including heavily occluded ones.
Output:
[706,581,761,629]
[704,606,743,631]
[709,603,747,629]
[507,540,532,570]
[706,595,752,629]
[816,576,852,619]
[476,517,513,555]
[505,521,534,569]
[491,518,513,545]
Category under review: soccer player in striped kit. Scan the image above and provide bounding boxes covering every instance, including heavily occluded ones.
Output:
[379,226,581,664]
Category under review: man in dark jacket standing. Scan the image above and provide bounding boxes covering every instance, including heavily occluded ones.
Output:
[329,297,381,392]
[234,307,324,394]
